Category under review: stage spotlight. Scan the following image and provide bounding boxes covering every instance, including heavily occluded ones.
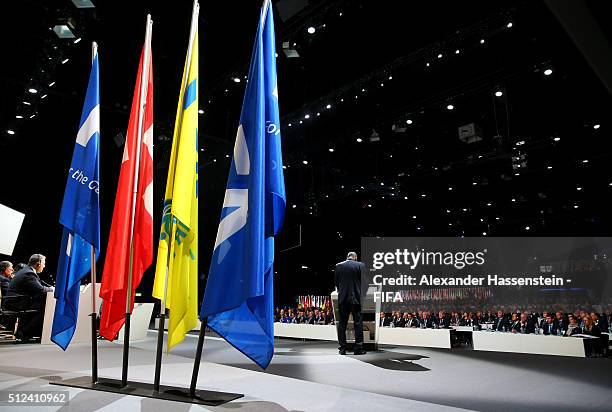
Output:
[426,62,430,67]
[233,77,241,83]
[292,204,296,208]
[507,22,513,28]
[316,112,320,116]
[547,165,552,169]
[356,137,362,143]
[455,49,460,54]
[553,136,560,141]
[406,119,413,124]
[482,232,487,236]
[62,58,70,64]
[437,53,443,59]
[480,39,485,44]
[495,90,503,97]
[302,160,308,165]
[446,104,454,110]
[23,101,31,105]
[388,75,393,80]
[593,124,600,129]
[198,109,204,114]
[288,123,292,127]
[576,187,582,191]
[582,159,589,163]
[328,148,334,152]
[525,226,530,231]
[41,94,47,99]
[16,115,23,119]
[28,88,38,94]
[544,68,553,76]
[73,37,81,44]
[304,114,310,119]
[307,26,315,34]
[7,129,15,135]
[49,81,56,87]
[326,104,331,109]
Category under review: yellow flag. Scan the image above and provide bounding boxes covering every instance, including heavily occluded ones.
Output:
[153,15,199,350]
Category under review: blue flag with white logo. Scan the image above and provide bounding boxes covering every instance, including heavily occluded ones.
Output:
[200,1,285,369]
[52,46,101,350]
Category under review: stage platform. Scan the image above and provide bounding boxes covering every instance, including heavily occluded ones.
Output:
[1,330,611,411]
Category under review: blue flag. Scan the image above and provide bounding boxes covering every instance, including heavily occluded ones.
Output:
[51,46,101,350]
[200,1,285,369]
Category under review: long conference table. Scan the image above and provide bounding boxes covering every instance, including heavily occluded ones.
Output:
[274,323,609,357]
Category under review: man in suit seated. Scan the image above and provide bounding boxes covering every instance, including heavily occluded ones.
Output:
[379,311,391,327]
[435,310,451,328]
[405,312,419,328]
[314,308,325,325]
[542,314,560,335]
[0,261,14,299]
[6,254,53,342]
[555,311,568,332]
[590,312,608,332]
[418,311,434,328]
[512,312,535,334]
[493,310,509,332]
[459,311,478,328]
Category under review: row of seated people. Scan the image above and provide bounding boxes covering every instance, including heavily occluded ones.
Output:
[274,307,335,325]
[379,309,610,337]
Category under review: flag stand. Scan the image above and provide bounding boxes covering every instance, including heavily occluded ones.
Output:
[90,246,98,383]
[189,317,207,397]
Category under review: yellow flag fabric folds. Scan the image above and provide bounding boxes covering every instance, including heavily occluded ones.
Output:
[152,21,199,350]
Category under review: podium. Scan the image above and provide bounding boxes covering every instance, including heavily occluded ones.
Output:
[331,284,381,351]
[41,283,101,345]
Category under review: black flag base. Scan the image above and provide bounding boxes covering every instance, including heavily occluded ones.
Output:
[50,376,243,406]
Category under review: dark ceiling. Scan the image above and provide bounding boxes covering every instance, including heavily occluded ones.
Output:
[1,0,611,304]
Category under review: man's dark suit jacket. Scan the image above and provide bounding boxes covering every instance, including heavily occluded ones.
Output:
[0,276,10,298]
[7,267,52,304]
[493,316,509,331]
[334,259,365,305]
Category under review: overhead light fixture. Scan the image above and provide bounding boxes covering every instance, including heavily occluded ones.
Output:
[7,130,15,135]
[482,232,487,236]
[288,123,292,127]
[16,115,23,119]
[455,49,460,54]
[582,159,589,163]
[495,90,503,97]
[307,26,315,34]
[302,160,308,165]
[525,226,530,231]
[480,39,485,44]
[29,114,36,119]
[325,104,331,109]
[544,68,553,76]
[316,112,320,116]
[507,22,513,28]
[547,165,552,169]
[446,104,454,110]
[328,148,334,152]
[437,53,443,59]
[553,136,560,142]
[71,0,96,8]
[233,77,241,83]
[53,24,76,39]
[356,137,362,143]
[406,119,413,124]
[23,101,31,105]
[73,37,82,44]
[61,58,70,64]
[304,114,310,119]
[41,94,47,99]
[426,62,430,67]
[593,124,600,129]
[198,109,204,114]
[388,75,393,80]
[28,88,38,94]
[49,81,55,87]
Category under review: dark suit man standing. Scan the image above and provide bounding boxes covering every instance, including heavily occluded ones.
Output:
[334,251,366,355]
[6,254,53,341]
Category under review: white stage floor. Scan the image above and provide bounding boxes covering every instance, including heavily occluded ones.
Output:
[1,330,611,411]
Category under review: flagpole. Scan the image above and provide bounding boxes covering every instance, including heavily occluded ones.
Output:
[153,0,198,393]
[89,41,99,384]
[121,14,152,388]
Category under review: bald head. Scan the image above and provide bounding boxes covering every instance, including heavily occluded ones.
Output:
[347,252,357,261]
